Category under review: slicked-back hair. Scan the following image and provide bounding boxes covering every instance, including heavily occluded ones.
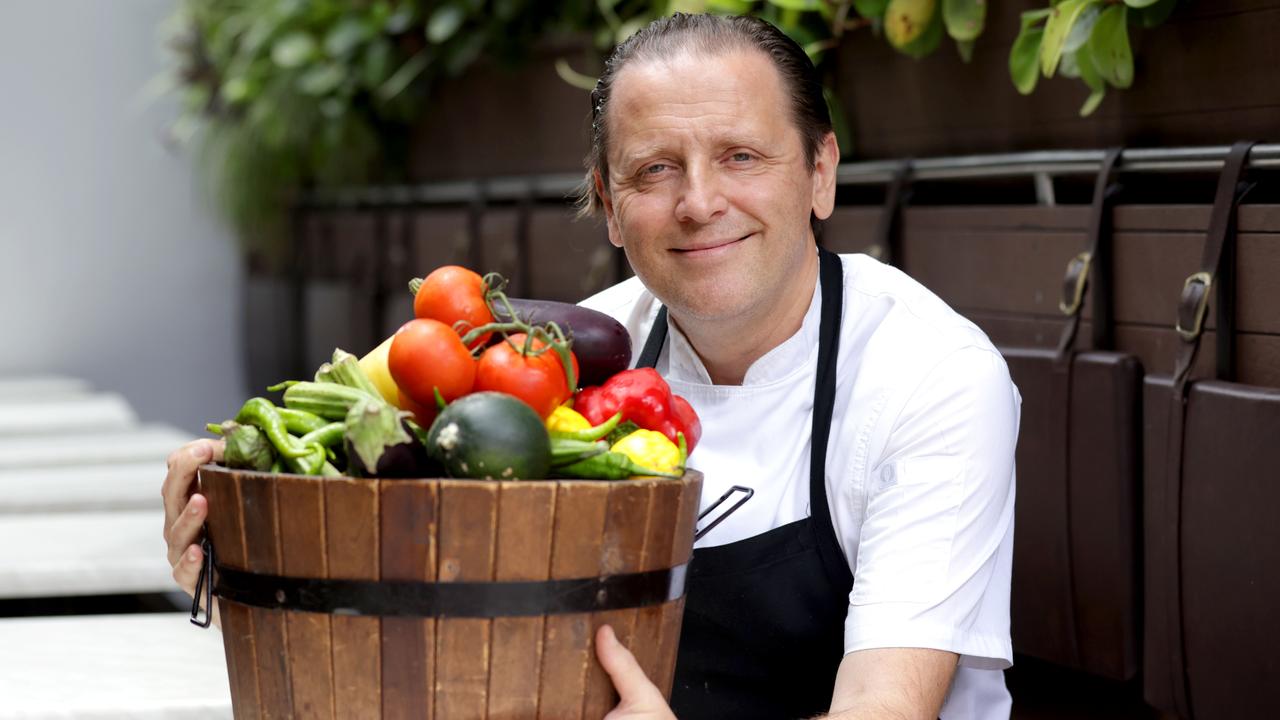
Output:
[576,13,832,219]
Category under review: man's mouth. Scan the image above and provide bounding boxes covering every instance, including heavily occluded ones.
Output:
[672,233,754,257]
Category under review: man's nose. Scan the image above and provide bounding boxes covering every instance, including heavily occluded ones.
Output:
[674,164,728,224]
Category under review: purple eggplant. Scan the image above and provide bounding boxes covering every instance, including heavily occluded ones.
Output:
[344,398,439,478]
[498,298,632,387]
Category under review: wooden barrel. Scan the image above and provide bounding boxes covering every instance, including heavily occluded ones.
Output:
[197,465,703,720]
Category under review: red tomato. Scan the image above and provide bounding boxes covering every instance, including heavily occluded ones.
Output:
[474,334,579,419]
[414,266,493,349]
[389,318,476,407]
[397,388,438,429]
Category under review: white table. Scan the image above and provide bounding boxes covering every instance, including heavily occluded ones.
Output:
[0,461,167,513]
[0,426,192,470]
[0,376,92,401]
[0,612,232,719]
[0,394,138,435]
[0,510,179,599]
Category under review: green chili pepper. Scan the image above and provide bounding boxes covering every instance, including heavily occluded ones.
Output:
[550,411,622,443]
[549,437,609,467]
[235,397,313,459]
[554,450,682,480]
[282,442,327,475]
[277,408,328,435]
[299,422,346,448]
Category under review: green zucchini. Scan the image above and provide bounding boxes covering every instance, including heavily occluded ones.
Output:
[426,392,551,480]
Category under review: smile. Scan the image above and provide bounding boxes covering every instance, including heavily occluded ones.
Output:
[672,233,753,258]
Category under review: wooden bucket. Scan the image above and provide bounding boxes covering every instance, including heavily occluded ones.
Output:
[197,465,702,720]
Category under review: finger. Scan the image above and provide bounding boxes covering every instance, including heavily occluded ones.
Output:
[167,494,207,568]
[596,624,669,712]
[162,440,222,528]
[171,542,204,596]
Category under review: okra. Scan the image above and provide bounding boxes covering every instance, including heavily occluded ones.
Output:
[283,381,379,421]
[315,349,383,399]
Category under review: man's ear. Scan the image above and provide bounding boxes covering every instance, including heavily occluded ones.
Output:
[810,131,839,221]
[595,169,623,248]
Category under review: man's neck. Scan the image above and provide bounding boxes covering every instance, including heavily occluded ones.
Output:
[669,249,820,386]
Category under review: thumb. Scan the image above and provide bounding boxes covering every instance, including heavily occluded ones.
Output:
[595,624,671,713]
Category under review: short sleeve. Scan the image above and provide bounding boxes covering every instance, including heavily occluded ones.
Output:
[844,346,1019,669]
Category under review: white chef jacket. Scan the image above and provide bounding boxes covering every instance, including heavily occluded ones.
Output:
[579,251,1020,719]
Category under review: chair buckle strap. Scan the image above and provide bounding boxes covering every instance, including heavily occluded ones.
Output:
[1175,271,1214,341]
[1059,251,1092,316]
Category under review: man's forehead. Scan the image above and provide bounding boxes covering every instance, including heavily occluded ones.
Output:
[606,48,789,148]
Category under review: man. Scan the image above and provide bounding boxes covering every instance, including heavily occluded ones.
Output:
[163,13,1019,719]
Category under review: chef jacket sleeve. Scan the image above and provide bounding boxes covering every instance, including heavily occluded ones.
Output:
[843,346,1019,669]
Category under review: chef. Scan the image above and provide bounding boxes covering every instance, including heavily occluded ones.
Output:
[162,12,1019,720]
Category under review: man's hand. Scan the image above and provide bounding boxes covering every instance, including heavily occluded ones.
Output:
[596,625,677,720]
[162,438,223,625]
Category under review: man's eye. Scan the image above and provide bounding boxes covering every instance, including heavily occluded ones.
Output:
[731,152,753,162]
[644,164,667,174]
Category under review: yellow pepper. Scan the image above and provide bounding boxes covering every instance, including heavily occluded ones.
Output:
[546,404,592,434]
[610,429,683,475]
[358,336,401,407]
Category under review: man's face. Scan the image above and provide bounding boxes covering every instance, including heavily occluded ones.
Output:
[597,49,836,324]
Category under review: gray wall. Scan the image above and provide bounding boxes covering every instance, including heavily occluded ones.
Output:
[0,0,247,434]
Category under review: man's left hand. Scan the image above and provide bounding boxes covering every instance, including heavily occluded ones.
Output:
[596,624,677,720]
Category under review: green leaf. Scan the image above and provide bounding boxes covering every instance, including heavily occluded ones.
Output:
[297,63,347,96]
[324,17,372,58]
[1040,0,1096,77]
[668,0,708,12]
[765,0,821,9]
[894,2,944,59]
[221,76,254,104]
[823,86,853,158]
[955,37,975,63]
[378,49,430,100]
[1076,42,1107,115]
[1063,4,1101,55]
[361,38,394,88]
[444,32,486,76]
[707,0,754,12]
[1088,4,1132,88]
[1133,0,1177,28]
[1009,25,1044,95]
[942,0,985,42]
[615,17,649,44]
[385,4,418,33]
[1122,0,1161,7]
[427,4,465,44]
[854,0,890,19]
[271,32,317,69]
[885,0,938,50]
[1021,7,1052,30]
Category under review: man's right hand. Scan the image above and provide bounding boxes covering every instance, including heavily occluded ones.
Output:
[162,439,223,625]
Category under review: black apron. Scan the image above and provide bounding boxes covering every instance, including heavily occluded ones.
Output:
[636,247,855,719]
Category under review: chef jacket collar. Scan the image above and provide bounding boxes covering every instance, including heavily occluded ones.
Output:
[663,261,824,387]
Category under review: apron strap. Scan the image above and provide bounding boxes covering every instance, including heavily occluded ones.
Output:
[810,247,854,588]
[636,305,668,370]
[1160,140,1256,717]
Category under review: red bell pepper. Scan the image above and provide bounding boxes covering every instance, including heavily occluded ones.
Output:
[575,368,702,454]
